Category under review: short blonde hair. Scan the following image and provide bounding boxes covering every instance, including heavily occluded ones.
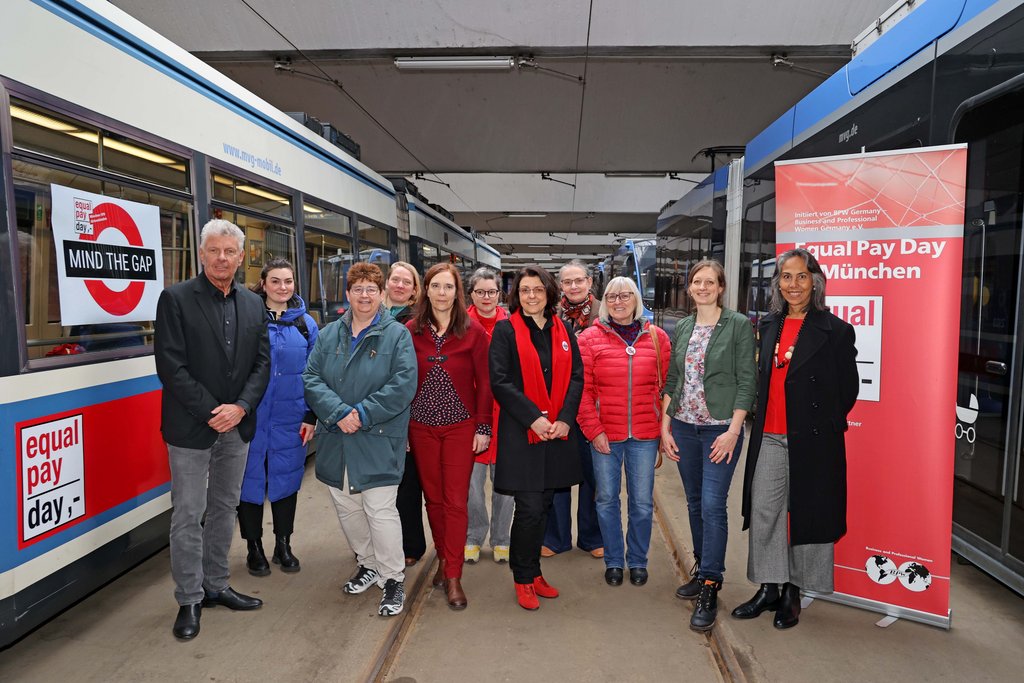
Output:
[598,276,645,323]
[382,261,421,307]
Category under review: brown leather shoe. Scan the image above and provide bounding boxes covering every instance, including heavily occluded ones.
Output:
[445,577,468,610]
[590,547,605,559]
[540,546,556,558]
[432,558,446,588]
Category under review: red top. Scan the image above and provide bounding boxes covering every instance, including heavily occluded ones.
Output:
[468,306,508,464]
[763,317,804,435]
[407,318,493,433]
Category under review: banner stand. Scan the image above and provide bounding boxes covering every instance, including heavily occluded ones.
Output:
[803,590,951,630]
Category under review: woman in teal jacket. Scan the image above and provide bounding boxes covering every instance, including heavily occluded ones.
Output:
[303,262,417,617]
[661,260,756,633]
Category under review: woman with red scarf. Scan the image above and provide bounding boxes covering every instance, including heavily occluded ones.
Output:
[489,266,585,611]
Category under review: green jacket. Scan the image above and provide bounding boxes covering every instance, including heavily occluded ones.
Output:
[303,306,416,493]
[664,307,757,421]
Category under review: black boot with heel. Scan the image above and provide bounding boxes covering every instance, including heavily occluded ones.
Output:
[273,535,301,573]
[730,583,780,619]
[246,539,271,577]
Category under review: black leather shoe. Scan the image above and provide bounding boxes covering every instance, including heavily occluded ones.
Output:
[273,535,301,573]
[605,568,624,586]
[172,604,201,640]
[690,580,722,632]
[773,582,801,629]
[731,583,780,619]
[202,586,263,611]
[629,567,649,586]
[246,539,271,577]
[676,555,701,600]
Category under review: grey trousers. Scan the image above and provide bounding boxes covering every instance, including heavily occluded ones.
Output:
[466,462,514,548]
[327,477,405,585]
[168,429,248,606]
[747,433,834,592]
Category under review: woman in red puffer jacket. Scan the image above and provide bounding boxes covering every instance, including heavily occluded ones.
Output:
[576,276,670,588]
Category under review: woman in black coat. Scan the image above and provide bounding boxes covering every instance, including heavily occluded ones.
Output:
[733,248,858,630]
[490,265,584,611]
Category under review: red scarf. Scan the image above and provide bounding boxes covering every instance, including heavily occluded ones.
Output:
[510,310,572,444]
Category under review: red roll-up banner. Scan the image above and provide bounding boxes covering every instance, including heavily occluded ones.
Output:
[774,145,967,628]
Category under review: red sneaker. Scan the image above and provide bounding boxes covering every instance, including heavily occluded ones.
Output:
[533,575,559,599]
[515,583,540,610]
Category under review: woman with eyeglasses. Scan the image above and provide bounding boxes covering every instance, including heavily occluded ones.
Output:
[541,259,605,560]
[406,263,493,610]
[490,266,585,611]
[464,267,514,565]
[577,276,671,590]
[660,260,756,632]
[733,248,858,630]
[303,262,417,617]
[383,261,428,567]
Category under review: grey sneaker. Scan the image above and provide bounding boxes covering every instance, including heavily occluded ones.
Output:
[343,565,379,595]
[378,579,405,616]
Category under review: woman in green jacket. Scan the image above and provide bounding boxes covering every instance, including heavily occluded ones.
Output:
[661,260,756,632]
[303,262,417,618]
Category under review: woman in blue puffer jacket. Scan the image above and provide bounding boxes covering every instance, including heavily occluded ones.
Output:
[238,257,318,576]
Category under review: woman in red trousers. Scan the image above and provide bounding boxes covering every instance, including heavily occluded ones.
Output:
[406,263,493,610]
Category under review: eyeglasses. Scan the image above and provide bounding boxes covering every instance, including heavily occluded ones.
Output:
[350,286,380,296]
[561,277,589,288]
[605,292,634,302]
[518,286,547,297]
[473,289,500,298]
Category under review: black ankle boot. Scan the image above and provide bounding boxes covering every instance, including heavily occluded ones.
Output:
[273,535,300,573]
[773,582,801,629]
[246,539,270,577]
[675,554,701,600]
[730,583,780,619]
[689,579,722,632]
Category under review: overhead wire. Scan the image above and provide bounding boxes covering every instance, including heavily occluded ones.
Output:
[566,0,595,257]
[236,0,488,226]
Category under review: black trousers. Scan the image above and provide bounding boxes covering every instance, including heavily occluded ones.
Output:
[509,488,556,584]
[396,449,427,560]
[237,492,297,540]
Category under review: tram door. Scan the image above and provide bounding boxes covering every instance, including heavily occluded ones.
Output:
[953,88,1024,591]
[15,187,68,359]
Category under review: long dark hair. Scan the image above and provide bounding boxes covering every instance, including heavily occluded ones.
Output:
[507,265,559,320]
[411,263,470,337]
[251,257,295,299]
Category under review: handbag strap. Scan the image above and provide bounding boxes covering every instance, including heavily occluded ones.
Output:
[650,324,664,392]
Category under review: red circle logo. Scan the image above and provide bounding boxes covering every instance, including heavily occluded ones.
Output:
[78,203,146,315]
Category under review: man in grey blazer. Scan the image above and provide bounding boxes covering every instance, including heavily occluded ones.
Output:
[155,219,270,640]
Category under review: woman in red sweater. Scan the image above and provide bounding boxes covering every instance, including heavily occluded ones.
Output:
[407,263,493,610]
[465,267,513,564]
[577,276,670,588]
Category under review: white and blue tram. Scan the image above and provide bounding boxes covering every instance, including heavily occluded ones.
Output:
[654,0,1024,595]
[0,0,410,646]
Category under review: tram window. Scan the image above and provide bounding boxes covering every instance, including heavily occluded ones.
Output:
[10,100,190,191]
[358,220,391,253]
[12,160,195,361]
[212,210,296,290]
[304,228,352,325]
[211,173,292,220]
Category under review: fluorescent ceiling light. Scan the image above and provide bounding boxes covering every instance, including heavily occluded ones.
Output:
[604,172,668,178]
[394,56,516,71]
[504,212,547,219]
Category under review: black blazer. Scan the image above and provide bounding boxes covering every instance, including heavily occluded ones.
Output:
[490,315,584,492]
[741,308,859,545]
[155,274,270,448]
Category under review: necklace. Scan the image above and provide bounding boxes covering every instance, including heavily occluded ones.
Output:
[773,317,803,368]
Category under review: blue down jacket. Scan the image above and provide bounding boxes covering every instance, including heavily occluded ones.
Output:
[241,297,318,503]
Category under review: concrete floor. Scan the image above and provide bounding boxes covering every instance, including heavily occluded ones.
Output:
[1,454,1023,682]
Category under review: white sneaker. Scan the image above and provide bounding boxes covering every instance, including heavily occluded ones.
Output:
[378,579,405,616]
[493,546,510,563]
[342,565,379,594]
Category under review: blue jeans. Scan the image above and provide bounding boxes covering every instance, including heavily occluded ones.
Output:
[671,419,743,583]
[591,437,659,569]
[543,428,603,553]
